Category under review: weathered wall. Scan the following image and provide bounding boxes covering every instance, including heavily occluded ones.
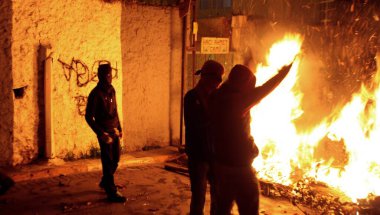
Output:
[11,0,122,164]
[0,0,14,165]
[121,4,182,151]
[6,0,182,165]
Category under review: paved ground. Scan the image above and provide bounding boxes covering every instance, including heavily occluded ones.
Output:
[0,165,305,215]
[0,148,307,215]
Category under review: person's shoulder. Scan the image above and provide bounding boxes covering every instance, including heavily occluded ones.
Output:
[185,88,196,95]
[88,85,101,97]
[213,85,238,103]
[110,85,116,93]
[209,89,218,100]
[184,88,197,99]
[212,85,227,98]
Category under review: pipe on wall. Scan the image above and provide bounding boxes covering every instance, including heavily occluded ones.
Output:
[179,16,187,146]
[44,46,55,158]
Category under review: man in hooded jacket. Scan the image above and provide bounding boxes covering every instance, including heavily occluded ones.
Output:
[210,63,293,214]
[85,63,125,203]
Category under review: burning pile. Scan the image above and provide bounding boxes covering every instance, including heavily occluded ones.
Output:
[251,34,380,213]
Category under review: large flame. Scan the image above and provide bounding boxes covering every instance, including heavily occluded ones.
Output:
[251,34,380,202]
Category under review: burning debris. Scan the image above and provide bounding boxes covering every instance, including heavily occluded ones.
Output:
[251,19,380,202]
[165,153,380,214]
[260,178,380,215]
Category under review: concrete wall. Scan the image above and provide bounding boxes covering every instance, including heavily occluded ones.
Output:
[2,0,182,165]
[10,0,122,164]
[0,0,14,165]
[121,3,182,151]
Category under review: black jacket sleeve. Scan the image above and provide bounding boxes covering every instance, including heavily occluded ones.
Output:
[242,65,291,113]
[184,92,195,130]
[85,90,104,136]
[115,92,122,133]
[184,90,204,157]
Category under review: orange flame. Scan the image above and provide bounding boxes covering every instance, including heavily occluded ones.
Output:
[250,34,380,202]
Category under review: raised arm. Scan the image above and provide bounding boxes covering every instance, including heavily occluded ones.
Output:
[242,63,293,113]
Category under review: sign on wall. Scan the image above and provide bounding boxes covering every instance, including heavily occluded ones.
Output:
[201,37,230,54]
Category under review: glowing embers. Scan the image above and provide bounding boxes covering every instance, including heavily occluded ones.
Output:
[250,34,380,203]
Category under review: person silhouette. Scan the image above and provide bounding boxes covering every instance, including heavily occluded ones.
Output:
[184,60,224,215]
[210,63,293,215]
[85,63,125,203]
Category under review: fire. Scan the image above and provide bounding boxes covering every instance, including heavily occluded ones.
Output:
[251,34,304,185]
[250,34,380,202]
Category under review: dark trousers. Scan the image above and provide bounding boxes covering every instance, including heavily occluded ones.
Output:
[188,157,216,215]
[98,136,121,196]
[214,164,259,215]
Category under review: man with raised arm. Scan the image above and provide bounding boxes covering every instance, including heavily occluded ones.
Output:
[210,63,293,215]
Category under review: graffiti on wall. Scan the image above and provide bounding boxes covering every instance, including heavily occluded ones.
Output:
[57,58,119,116]
[58,58,118,87]
[74,96,88,116]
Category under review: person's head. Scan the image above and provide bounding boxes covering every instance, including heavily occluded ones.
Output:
[98,63,112,85]
[196,60,224,91]
[227,64,256,92]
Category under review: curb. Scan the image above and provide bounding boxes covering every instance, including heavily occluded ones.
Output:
[2,146,179,182]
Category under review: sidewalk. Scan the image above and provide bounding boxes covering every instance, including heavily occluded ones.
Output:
[0,146,306,215]
[0,146,180,182]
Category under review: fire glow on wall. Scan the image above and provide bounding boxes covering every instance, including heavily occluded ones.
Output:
[250,34,380,202]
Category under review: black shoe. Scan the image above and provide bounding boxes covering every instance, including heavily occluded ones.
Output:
[0,175,15,195]
[107,191,126,203]
[99,180,104,189]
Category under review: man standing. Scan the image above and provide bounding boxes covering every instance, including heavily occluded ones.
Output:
[85,63,125,203]
[210,63,293,214]
[184,60,224,215]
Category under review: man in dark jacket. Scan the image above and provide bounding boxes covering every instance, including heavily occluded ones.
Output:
[210,63,293,214]
[184,60,224,215]
[85,63,125,203]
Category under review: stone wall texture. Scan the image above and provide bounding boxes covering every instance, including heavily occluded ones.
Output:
[121,4,182,151]
[2,0,182,165]
[0,0,14,165]
[10,0,122,164]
